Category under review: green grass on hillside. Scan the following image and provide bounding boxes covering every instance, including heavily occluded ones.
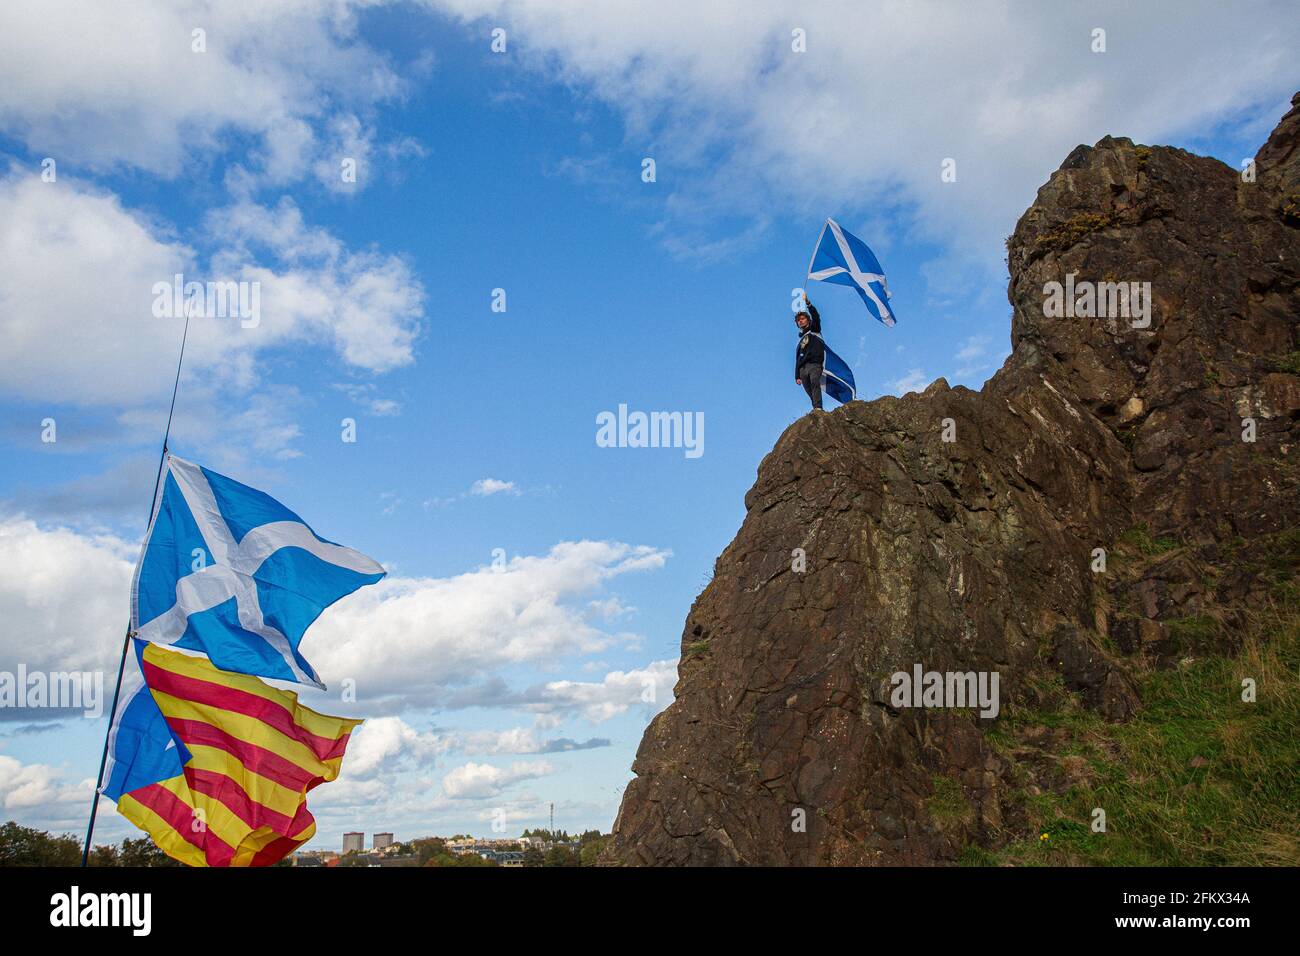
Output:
[966,602,1299,866]
[1116,524,1180,557]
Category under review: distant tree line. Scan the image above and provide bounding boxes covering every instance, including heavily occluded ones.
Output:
[0,821,180,867]
[399,829,610,867]
[2,820,612,867]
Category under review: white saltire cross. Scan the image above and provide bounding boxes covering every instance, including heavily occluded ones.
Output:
[129,454,383,689]
[807,218,894,325]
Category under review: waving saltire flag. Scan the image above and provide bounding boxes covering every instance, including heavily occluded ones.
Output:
[822,341,857,405]
[807,217,897,327]
[132,453,385,688]
[107,641,360,867]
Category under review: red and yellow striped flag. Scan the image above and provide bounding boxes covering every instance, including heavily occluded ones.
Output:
[117,643,361,867]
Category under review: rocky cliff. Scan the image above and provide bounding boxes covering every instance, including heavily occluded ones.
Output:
[605,94,1300,866]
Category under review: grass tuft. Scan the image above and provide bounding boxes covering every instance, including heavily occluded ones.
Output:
[977,601,1299,866]
[1117,524,1180,556]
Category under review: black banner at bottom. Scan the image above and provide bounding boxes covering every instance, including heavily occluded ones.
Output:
[0,864,1282,941]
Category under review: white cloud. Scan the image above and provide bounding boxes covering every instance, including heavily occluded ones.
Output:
[452,727,539,755]
[441,760,553,800]
[885,368,929,396]
[310,114,429,194]
[0,1,405,181]
[205,197,425,374]
[344,717,451,779]
[0,521,671,718]
[0,517,135,676]
[955,335,991,364]
[0,7,427,463]
[587,596,631,621]
[953,334,1005,382]
[0,754,89,810]
[450,727,610,755]
[0,174,423,459]
[536,660,676,723]
[0,173,196,408]
[421,1,1300,269]
[337,720,611,781]
[334,383,403,417]
[425,477,527,508]
[470,478,520,497]
[310,540,671,710]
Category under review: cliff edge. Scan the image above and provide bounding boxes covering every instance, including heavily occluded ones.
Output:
[605,94,1300,866]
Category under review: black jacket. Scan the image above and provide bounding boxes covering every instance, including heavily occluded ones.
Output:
[794,303,824,376]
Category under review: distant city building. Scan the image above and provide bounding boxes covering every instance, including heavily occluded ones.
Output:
[478,849,525,867]
[373,832,394,850]
[342,831,364,853]
[446,837,477,854]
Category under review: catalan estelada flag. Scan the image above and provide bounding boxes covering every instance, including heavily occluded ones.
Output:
[94,455,381,865]
[111,642,361,867]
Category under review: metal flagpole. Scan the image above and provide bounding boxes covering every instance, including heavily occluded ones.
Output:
[81,298,195,866]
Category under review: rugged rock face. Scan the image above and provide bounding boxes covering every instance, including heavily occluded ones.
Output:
[605,94,1300,865]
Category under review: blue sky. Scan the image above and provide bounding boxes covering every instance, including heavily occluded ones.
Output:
[0,2,1296,851]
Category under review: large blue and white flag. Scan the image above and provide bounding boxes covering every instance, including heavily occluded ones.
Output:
[822,342,857,405]
[807,218,897,327]
[129,454,386,689]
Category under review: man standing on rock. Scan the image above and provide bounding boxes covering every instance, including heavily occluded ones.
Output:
[794,294,825,411]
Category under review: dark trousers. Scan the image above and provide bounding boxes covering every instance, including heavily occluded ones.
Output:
[799,363,823,410]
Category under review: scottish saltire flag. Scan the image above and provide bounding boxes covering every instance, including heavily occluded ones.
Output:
[107,642,360,866]
[131,453,385,688]
[807,217,897,327]
[822,342,857,405]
